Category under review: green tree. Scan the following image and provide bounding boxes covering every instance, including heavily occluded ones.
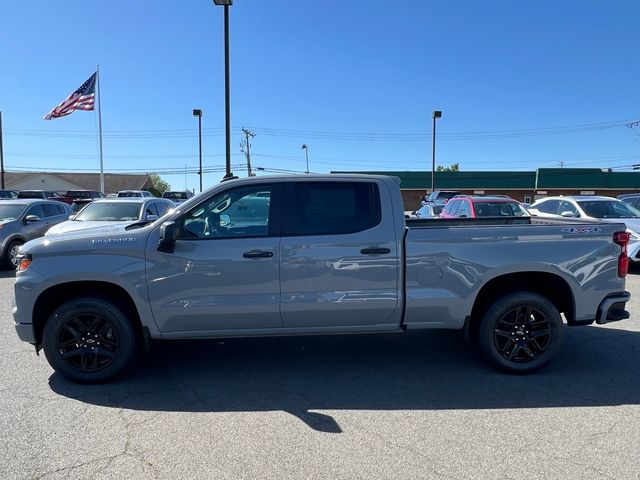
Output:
[436,163,460,172]
[148,173,171,197]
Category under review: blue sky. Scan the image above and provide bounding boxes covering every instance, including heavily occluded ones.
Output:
[1,0,640,191]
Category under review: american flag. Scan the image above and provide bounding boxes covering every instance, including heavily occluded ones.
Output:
[44,72,97,120]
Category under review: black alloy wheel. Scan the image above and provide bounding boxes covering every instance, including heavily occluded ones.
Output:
[492,305,551,363]
[56,312,120,372]
[43,298,136,383]
[478,292,564,374]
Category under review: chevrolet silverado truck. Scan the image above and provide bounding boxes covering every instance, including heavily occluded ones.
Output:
[13,175,631,383]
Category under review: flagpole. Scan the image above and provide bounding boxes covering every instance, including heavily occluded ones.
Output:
[96,64,105,193]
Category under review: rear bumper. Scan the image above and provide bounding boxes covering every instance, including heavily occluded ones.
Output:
[596,292,631,325]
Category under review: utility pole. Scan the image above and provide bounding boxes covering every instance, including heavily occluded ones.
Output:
[0,111,5,189]
[240,128,255,177]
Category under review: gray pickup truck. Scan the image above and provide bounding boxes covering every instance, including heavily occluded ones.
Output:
[13,175,631,383]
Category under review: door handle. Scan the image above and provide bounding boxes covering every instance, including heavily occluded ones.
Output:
[360,247,391,255]
[243,250,274,258]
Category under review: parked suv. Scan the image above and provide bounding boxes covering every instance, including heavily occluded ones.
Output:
[0,199,72,269]
[440,196,529,218]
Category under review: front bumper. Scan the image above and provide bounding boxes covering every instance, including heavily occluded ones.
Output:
[12,288,37,344]
[596,291,631,325]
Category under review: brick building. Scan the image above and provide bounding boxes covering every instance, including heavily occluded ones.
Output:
[334,168,640,210]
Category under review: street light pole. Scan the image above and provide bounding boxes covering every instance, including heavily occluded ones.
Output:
[213,0,233,179]
[193,109,203,192]
[431,110,442,193]
[301,144,309,174]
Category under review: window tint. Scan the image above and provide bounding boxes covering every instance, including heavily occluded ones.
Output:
[288,182,380,236]
[42,203,64,217]
[473,201,529,217]
[26,204,45,218]
[182,185,273,239]
[577,200,640,218]
[535,199,560,214]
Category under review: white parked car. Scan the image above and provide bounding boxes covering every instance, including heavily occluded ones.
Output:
[529,196,640,260]
[45,198,174,237]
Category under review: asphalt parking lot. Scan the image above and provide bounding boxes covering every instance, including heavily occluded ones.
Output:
[1,270,640,480]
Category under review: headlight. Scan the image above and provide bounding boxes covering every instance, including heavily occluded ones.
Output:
[626,229,639,240]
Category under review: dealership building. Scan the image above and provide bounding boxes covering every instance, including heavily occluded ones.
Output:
[335,168,640,209]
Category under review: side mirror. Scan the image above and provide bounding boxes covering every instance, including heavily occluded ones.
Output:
[157,221,178,253]
[560,211,576,218]
[146,214,159,222]
[24,215,40,223]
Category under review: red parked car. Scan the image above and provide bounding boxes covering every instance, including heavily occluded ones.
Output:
[439,195,530,218]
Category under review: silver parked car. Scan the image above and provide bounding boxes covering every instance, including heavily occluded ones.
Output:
[0,200,72,269]
[529,195,640,260]
[45,197,174,237]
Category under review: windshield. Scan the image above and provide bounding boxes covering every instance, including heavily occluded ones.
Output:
[474,201,530,217]
[117,192,142,197]
[74,202,142,221]
[577,200,640,218]
[0,204,26,221]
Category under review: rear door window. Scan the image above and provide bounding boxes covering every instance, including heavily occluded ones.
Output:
[285,182,380,236]
[42,203,65,217]
[535,199,561,214]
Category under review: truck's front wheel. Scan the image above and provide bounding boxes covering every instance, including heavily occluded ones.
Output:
[43,298,136,383]
[478,292,564,374]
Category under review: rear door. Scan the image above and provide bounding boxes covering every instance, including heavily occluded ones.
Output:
[42,202,69,228]
[280,180,400,329]
[146,183,283,333]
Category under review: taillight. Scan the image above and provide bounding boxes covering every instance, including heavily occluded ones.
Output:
[614,231,630,246]
[614,231,629,278]
[17,255,32,272]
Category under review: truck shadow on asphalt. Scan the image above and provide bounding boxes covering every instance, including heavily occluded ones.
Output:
[49,325,640,433]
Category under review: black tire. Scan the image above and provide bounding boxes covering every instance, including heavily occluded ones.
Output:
[478,292,564,374]
[43,297,137,383]
[3,239,23,270]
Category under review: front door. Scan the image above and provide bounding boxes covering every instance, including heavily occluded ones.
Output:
[146,183,283,334]
[22,204,49,240]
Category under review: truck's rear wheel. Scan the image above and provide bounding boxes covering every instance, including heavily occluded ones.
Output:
[478,292,564,374]
[43,297,136,383]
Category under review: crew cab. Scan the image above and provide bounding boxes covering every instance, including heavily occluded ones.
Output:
[13,175,631,383]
